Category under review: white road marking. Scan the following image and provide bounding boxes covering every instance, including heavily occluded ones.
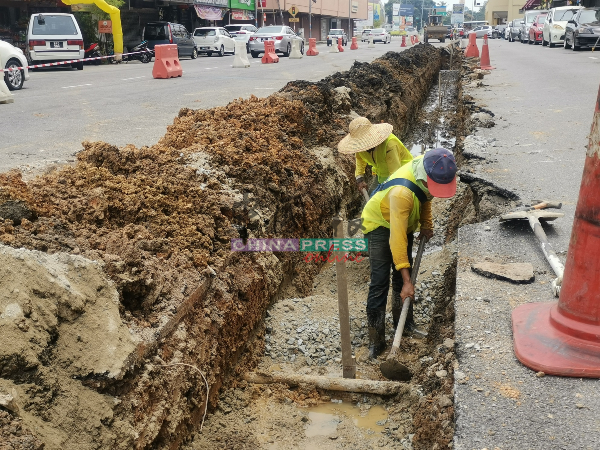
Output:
[122,76,146,81]
[61,84,92,89]
[589,57,598,60]
[255,87,275,90]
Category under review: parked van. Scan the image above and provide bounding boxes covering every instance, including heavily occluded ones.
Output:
[27,13,85,70]
[143,22,198,59]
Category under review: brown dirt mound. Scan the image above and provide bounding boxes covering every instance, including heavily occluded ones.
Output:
[0,45,444,449]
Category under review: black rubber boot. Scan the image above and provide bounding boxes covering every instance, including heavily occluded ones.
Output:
[367,308,386,359]
[391,290,402,328]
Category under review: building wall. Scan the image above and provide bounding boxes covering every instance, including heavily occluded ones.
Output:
[485,0,525,24]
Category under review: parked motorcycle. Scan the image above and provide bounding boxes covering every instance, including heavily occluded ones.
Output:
[123,40,153,63]
[84,43,102,65]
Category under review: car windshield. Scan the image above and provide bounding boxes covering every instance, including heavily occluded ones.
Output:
[554,9,577,21]
[372,28,384,33]
[194,29,216,37]
[579,9,600,24]
[329,30,343,34]
[32,15,77,35]
[536,16,547,24]
[144,24,168,40]
[256,26,284,34]
[225,26,242,32]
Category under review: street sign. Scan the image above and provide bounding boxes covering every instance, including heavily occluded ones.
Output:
[288,5,299,16]
[98,20,112,34]
[289,18,300,22]
[437,12,447,16]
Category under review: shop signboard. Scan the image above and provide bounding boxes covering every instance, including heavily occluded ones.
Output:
[373,4,380,21]
[231,10,255,20]
[351,1,359,13]
[393,3,400,16]
[453,4,465,14]
[399,5,414,16]
[230,0,255,10]
[194,0,228,6]
[451,13,464,25]
[194,4,228,19]
[98,20,112,34]
[406,16,413,26]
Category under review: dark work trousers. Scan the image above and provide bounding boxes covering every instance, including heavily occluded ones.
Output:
[365,227,414,311]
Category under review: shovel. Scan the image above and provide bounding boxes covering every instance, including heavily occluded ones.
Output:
[380,237,427,381]
[499,210,565,296]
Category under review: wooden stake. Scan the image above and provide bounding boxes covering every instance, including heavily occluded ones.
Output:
[332,216,356,379]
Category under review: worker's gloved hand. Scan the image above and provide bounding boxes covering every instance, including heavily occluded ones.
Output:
[400,280,415,301]
[418,229,433,241]
[356,177,368,192]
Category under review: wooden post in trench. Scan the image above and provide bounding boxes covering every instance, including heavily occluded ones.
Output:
[331,216,357,379]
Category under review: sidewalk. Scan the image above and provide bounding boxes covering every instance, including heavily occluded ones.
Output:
[453,40,600,449]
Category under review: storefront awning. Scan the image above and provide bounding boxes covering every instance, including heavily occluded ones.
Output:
[521,0,541,10]
[194,4,227,20]
[231,10,255,21]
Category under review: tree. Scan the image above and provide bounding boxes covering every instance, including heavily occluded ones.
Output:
[383,0,438,30]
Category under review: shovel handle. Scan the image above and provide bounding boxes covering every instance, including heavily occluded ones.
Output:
[530,201,562,210]
[360,188,370,202]
[387,238,427,359]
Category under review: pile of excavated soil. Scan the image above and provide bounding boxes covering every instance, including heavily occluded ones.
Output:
[0,45,444,449]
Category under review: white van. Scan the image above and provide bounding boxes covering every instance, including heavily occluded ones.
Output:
[27,13,85,70]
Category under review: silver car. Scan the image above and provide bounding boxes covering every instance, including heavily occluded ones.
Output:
[248,26,304,58]
[370,28,391,44]
[519,9,548,43]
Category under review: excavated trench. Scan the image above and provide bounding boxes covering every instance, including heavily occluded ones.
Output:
[0,44,518,450]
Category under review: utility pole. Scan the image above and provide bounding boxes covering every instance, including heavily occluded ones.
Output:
[349,0,352,38]
[277,0,284,25]
[309,0,312,39]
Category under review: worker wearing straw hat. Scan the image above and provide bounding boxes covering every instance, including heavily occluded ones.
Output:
[338,117,413,194]
[360,148,458,359]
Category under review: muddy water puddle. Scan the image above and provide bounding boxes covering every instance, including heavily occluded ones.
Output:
[304,402,388,438]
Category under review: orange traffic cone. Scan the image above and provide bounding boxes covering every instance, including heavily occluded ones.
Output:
[479,35,494,69]
[401,35,406,47]
[464,32,479,58]
[512,85,600,377]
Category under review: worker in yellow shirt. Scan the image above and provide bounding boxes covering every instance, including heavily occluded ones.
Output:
[337,117,413,194]
[360,148,458,359]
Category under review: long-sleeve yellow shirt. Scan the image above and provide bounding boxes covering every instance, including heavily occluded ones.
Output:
[355,135,412,183]
[379,183,433,271]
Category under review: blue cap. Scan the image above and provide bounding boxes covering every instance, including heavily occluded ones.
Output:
[423,148,457,198]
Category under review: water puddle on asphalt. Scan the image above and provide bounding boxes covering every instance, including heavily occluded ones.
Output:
[304,402,388,438]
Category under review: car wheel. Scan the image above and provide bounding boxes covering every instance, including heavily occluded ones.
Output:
[528,37,533,44]
[548,39,554,48]
[283,42,291,57]
[301,42,305,55]
[4,58,24,90]
[217,45,224,57]
[251,51,260,58]
[191,47,198,59]
[207,52,212,56]
[563,35,571,49]
[76,61,83,70]
[140,52,152,63]
[572,37,580,51]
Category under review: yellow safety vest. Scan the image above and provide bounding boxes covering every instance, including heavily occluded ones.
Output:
[361,157,424,235]
[357,134,408,183]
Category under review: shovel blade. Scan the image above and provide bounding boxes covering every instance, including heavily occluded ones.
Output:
[380,359,412,381]
[500,211,564,222]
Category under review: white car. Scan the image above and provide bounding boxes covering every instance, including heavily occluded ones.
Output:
[0,40,30,90]
[193,27,236,57]
[505,26,511,39]
[361,28,373,42]
[27,13,85,70]
[370,28,392,44]
[543,6,582,47]
[224,24,257,52]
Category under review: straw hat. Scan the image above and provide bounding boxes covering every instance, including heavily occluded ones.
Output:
[337,117,393,155]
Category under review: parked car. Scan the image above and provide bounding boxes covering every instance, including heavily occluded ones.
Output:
[327,29,348,46]
[0,39,29,90]
[26,13,85,70]
[564,7,600,51]
[361,28,373,42]
[505,25,511,39]
[370,28,391,44]
[508,18,523,42]
[519,9,548,43]
[143,22,197,59]
[224,24,257,52]
[472,25,493,38]
[543,6,582,47]
[528,14,547,44]
[405,26,419,38]
[193,27,235,57]
[248,26,304,58]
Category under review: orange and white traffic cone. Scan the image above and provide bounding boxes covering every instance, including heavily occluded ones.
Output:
[512,84,600,377]
[464,31,479,58]
[401,35,406,48]
[479,35,494,69]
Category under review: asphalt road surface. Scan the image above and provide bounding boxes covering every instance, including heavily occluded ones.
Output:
[0,42,397,173]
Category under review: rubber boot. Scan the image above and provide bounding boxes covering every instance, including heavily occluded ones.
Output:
[392,290,402,328]
[367,308,386,359]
